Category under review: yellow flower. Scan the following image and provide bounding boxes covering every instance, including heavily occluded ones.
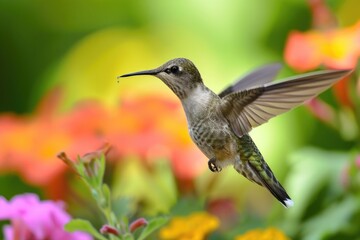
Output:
[235,227,290,240]
[159,212,219,240]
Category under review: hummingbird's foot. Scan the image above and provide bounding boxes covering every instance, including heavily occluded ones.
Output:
[208,158,222,172]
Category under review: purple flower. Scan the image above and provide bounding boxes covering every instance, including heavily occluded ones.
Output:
[0,193,92,240]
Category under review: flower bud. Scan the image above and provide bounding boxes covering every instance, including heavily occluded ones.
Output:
[100,224,120,236]
[129,218,148,232]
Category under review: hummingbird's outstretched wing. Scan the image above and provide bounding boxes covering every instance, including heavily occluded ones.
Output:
[218,63,282,98]
[220,69,352,137]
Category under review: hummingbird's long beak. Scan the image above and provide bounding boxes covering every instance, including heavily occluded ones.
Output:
[118,69,160,79]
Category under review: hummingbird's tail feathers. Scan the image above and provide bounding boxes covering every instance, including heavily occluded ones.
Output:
[284,199,294,208]
[253,164,294,208]
[237,134,294,208]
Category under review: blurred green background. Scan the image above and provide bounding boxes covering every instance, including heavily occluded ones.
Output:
[0,0,359,239]
[0,0,314,112]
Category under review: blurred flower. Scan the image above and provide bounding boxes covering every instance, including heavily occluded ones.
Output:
[235,227,290,240]
[308,0,337,29]
[159,212,219,240]
[207,198,238,230]
[285,0,360,72]
[105,95,205,180]
[0,89,205,199]
[305,98,336,127]
[284,0,358,121]
[355,155,360,169]
[0,90,104,199]
[284,21,360,72]
[0,193,91,240]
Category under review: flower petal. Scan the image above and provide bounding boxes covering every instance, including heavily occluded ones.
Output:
[284,31,323,71]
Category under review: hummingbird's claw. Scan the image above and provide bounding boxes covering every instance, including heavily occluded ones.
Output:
[208,158,222,172]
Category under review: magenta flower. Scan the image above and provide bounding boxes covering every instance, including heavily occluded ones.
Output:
[0,193,92,240]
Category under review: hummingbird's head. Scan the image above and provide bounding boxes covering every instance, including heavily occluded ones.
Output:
[119,58,203,99]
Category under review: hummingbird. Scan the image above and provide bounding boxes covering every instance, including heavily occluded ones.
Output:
[119,58,351,208]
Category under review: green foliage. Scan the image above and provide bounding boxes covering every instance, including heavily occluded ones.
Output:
[169,197,204,216]
[61,152,168,240]
[0,174,42,199]
[302,197,358,240]
[137,217,169,240]
[65,219,108,240]
[280,148,360,240]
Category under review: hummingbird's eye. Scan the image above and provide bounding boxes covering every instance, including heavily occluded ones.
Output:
[170,65,179,73]
[165,65,179,74]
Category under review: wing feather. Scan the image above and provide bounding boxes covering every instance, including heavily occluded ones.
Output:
[220,69,352,137]
[219,63,282,98]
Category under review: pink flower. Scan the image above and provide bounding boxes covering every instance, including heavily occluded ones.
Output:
[305,98,336,127]
[0,193,92,240]
[355,155,360,169]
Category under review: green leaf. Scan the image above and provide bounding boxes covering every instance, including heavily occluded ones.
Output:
[102,183,112,209]
[65,219,108,240]
[112,197,134,219]
[74,157,86,177]
[122,233,134,240]
[137,217,169,240]
[170,197,204,216]
[302,197,358,240]
[97,154,106,184]
[285,148,348,221]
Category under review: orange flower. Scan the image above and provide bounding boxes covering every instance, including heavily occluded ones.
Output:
[284,0,358,108]
[284,21,360,72]
[0,90,205,199]
[159,212,219,240]
[0,113,103,198]
[104,95,206,180]
[0,91,105,198]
